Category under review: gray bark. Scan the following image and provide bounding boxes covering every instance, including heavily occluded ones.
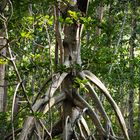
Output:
[0,30,7,112]
[62,0,89,139]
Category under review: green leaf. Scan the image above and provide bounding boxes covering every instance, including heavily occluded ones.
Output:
[65,17,73,24]
[20,31,26,37]
[68,10,78,20]
[0,58,7,64]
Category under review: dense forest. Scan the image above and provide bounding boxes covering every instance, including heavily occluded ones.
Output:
[0,0,140,139]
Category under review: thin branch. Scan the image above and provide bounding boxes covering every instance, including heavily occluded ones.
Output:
[54,2,64,64]
[44,18,54,133]
[72,107,89,139]
[109,4,128,74]
[4,21,34,114]
[38,119,52,139]
[4,128,22,140]
[80,115,91,137]
[45,73,68,98]
[11,83,20,140]
[34,119,42,139]
[32,75,52,105]
[73,93,105,136]
[44,19,53,74]
[7,0,13,22]
[47,119,63,139]
[72,108,88,126]
[43,92,66,114]
[79,71,115,137]
[73,93,118,140]
[83,70,130,140]
[18,117,35,140]
[63,116,73,140]
[0,0,8,12]
[77,120,86,140]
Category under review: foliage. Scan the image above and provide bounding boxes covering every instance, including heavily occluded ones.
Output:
[0,0,140,139]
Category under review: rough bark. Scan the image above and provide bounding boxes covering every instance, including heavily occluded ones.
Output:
[61,1,89,139]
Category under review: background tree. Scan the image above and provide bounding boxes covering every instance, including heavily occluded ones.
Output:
[0,0,8,112]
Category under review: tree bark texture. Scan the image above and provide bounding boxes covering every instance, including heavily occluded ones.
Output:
[61,0,89,139]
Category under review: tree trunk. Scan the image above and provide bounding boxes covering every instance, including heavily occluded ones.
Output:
[96,2,104,36]
[0,30,7,112]
[138,75,140,136]
[17,1,130,139]
[128,1,137,137]
[61,0,89,139]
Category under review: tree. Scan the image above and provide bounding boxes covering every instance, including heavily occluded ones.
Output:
[128,0,137,137]
[0,23,7,112]
[13,0,129,140]
[2,0,140,139]
[0,0,8,112]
